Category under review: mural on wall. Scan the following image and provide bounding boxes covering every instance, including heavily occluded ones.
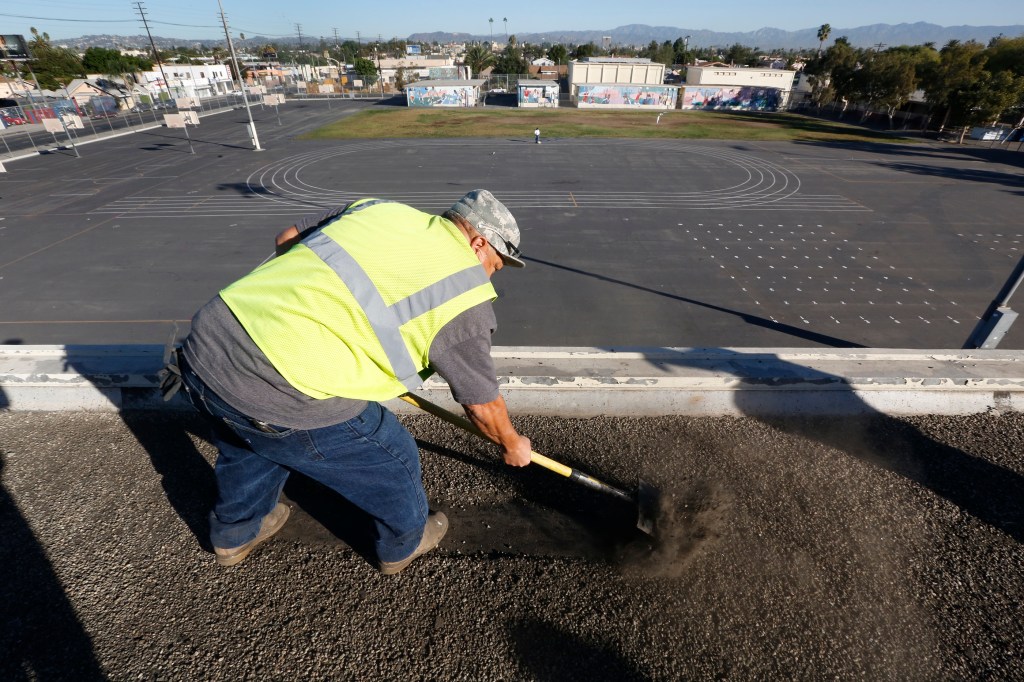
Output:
[428,67,459,80]
[406,85,475,108]
[576,84,677,107]
[682,86,782,111]
[518,84,559,107]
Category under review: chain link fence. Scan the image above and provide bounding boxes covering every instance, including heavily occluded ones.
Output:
[0,94,260,160]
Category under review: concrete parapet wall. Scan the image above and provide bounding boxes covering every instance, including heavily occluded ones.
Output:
[1,345,1022,416]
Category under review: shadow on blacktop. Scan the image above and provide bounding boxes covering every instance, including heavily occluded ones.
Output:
[510,618,648,681]
[116,413,385,568]
[0,385,105,679]
[637,347,1024,544]
[518,256,1024,543]
[525,256,866,349]
[120,413,217,552]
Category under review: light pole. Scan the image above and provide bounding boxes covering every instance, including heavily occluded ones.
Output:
[217,0,262,151]
[324,56,343,87]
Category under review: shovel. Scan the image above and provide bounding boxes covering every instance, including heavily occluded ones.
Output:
[399,393,659,536]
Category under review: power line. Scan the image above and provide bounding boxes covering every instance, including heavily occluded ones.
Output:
[0,11,135,22]
[0,10,290,37]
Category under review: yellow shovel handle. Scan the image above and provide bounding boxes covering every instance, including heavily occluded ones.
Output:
[398,394,572,478]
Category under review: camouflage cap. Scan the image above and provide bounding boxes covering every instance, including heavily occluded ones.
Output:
[449,189,525,268]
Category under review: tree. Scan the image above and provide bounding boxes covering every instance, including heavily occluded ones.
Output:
[983,36,1024,129]
[547,44,568,65]
[806,73,836,112]
[817,24,832,57]
[353,57,378,86]
[23,27,84,90]
[983,36,1024,78]
[805,37,861,114]
[920,40,987,131]
[494,35,527,75]
[463,44,495,77]
[724,43,758,67]
[949,69,1024,141]
[639,40,674,67]
[573,42,596,60]
[857,50,920,127]
[82,47,152,75]
[395,66,411,91]
[672,37,690,65]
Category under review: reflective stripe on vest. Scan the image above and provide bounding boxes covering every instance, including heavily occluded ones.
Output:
[303,230,489,391]
[219,200,496,401]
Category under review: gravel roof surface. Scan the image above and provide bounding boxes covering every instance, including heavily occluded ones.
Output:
[2,410,1022,679]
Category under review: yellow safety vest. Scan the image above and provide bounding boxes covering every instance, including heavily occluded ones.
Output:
[220,199,497,400]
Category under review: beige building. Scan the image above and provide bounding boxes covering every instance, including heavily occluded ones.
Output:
[568,58,678,109]
[0,76,33,99]
[569,57,666,88]
[685,66,796,90]
[378,56,465,88]
[682,66,796,111]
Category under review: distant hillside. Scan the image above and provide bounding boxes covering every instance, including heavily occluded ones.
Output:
[411,22,1024,50]
[52,34,285,51]
[53,22,1024,52]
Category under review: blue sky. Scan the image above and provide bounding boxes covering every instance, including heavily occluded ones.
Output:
[3,0,1023,42]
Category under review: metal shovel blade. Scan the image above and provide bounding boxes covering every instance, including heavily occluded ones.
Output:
[636,480,660,536]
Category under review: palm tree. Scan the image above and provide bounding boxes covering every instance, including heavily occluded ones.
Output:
[463,43,495,77]
[489,18,494,46]
[503,17,508,41]
[817,24,831,57]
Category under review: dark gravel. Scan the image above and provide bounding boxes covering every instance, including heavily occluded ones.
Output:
[1,410,1022,680]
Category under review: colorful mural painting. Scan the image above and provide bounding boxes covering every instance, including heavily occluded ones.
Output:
[681,86,783,111]
[428,67,459,80]
[518,84,559,108]
[406,85,475,108]
[576,84,677,108]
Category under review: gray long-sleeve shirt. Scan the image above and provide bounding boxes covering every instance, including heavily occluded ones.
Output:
[182,296,500,429]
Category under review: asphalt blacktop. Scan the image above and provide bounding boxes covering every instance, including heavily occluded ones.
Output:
[3,99,1024,349]
[3,100,1024,679]
[2,409,1023,679]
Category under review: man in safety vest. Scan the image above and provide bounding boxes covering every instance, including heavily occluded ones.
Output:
[170,189,532,574]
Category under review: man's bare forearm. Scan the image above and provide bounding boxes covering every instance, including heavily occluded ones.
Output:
[462,395,532,467]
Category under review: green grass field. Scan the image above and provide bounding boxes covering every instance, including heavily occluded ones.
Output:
[299,107,916,144]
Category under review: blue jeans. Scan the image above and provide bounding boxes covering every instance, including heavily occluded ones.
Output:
[179,357,428,563]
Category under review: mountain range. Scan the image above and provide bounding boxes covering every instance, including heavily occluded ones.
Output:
[54,22,1024,52]
[410,22,1024,50]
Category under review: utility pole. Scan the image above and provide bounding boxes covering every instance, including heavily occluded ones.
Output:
[134,1,194,154]
[376,35,384,97]
[333,28,340,48]
[132,2,172,106]
[218,0,262,151]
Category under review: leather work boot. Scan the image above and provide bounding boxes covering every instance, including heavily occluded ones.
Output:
[379,512,449,575]
[214,502,291,567]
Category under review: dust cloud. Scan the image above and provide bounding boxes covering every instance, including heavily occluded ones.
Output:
[615,479,733,578]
